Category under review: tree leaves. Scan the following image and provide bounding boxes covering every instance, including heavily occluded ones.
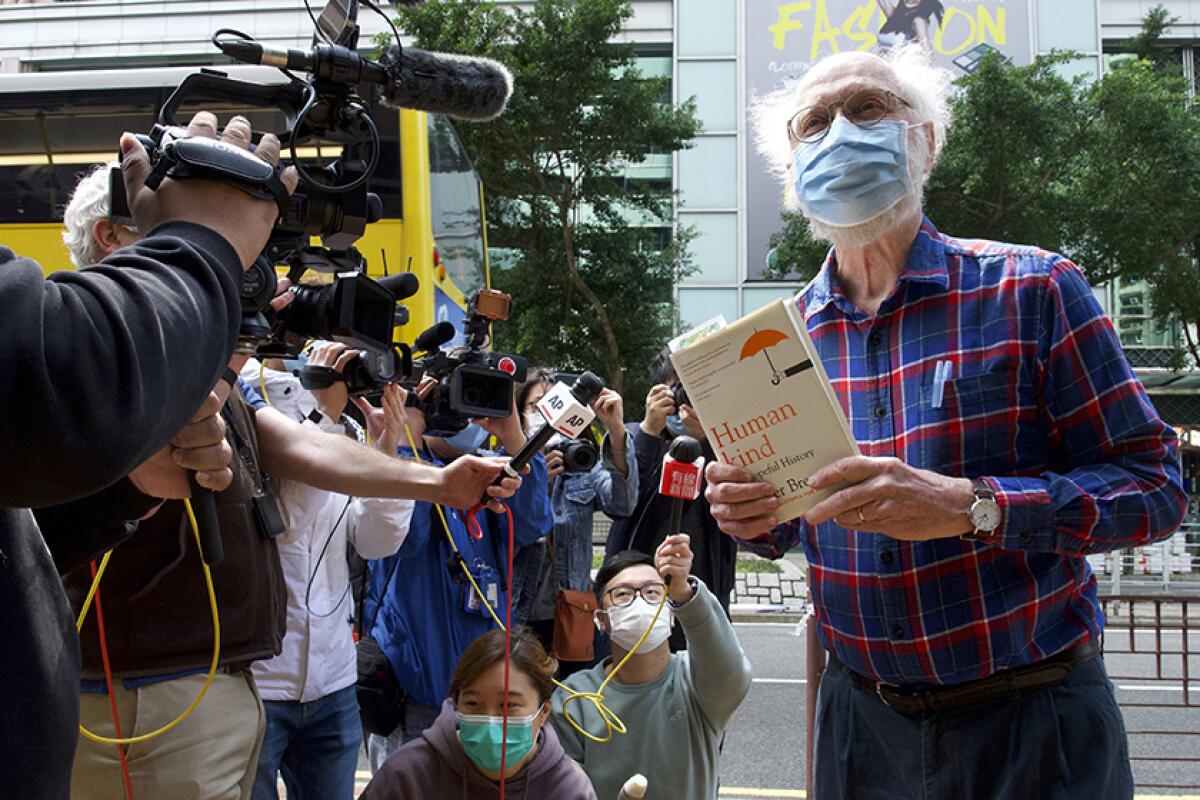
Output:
[392,0,700,402]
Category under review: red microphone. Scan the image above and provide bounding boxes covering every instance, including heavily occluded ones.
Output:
[658,435,704,585]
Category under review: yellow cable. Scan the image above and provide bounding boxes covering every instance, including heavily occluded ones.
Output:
[403,423,507,631]
[258,361,271,407]
[76,497,221,745]
[557,591,669,743]
[399,422,660,743]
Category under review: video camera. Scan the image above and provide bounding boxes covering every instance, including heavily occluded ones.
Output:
[107,0,512,397]
[410,289,528,436]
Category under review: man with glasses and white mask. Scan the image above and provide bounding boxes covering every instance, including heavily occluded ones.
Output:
[708,47,1185,799]
[550,535,752,800]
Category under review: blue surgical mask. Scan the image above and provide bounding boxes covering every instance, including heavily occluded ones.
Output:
[442,422,489,453]
[665,414,687,438]
[791,116,913,227]
[281,356,307,374]
[457,710,539,774]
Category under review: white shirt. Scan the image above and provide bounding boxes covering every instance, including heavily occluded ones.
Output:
[243,363,415,702]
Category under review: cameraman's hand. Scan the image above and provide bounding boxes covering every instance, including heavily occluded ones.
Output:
[545,448,565,481]
[354,384,409,456]
[592,389,625,436]
[120,112,300,269]
[640,384,675,438]
[307,341,359,420]
[438,455,526,512]
[477,392,526,454]
[129,383,234,499]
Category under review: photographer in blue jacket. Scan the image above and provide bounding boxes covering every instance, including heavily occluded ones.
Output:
[363,378,551,772]
[515,369,637,671]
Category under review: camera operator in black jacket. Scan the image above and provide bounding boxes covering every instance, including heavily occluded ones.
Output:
[41,140,526,800]
[0,112,299,800]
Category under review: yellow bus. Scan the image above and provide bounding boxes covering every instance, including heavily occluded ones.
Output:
[0,66,489,345]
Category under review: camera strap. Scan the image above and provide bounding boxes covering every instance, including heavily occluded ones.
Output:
[144,136,291,219]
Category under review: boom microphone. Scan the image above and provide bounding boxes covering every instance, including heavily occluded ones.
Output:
[379,45,514,121]
[216,35,513,122]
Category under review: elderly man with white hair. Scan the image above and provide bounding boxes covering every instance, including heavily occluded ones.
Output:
[709,48,1184,799]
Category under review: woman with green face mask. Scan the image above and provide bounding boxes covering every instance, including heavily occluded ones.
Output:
[362,628,598,799]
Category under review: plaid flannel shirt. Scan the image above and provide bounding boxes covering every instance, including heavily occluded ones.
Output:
[745,218,1185,686]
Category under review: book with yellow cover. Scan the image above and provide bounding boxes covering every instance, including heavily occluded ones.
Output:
[668,299,859,523]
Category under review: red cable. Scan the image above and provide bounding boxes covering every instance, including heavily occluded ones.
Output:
[90,560,136,800]
[500,506,515,800]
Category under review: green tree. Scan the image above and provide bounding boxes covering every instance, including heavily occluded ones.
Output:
[388,0,700,401]
[761,7,1200,369]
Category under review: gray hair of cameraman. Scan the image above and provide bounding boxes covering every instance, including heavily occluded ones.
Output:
[62,163,118,269]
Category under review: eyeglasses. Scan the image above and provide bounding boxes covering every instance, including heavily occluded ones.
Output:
[604,581,666,608]
[787,89,911,145]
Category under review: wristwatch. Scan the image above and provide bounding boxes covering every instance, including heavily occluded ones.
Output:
[963,478,1001,540]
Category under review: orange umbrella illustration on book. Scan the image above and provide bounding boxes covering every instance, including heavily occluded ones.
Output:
[740,328,814,385]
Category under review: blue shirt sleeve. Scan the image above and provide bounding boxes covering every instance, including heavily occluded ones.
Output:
[236,376,268,411]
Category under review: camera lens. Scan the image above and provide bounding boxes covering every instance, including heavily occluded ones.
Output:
[562,439,599,473]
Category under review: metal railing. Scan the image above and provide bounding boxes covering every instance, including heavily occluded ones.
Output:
[1087,528,1200,593]
[804,593,1200,797]
[1100,594,1199,792]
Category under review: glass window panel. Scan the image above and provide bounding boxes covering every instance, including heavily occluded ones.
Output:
[679,212,737,283]
[1038,0,1097,53]
[678,135,736,209]
[678,60,737,131]
[677,0,736,56]
[427,114,486,296]
[678,287,738,332]
[743,286,800,314]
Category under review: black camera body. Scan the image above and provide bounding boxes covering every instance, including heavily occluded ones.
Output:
[671,381,690,409]
[413,289,528,436]
[106,22,412,397]
[548,437,599,474]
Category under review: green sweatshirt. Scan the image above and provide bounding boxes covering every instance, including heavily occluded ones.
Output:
[551,578,753,800]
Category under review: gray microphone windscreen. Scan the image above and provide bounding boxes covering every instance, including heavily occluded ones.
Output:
[381,45,513,121]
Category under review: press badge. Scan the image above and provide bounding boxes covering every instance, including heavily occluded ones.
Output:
[464,561,500,616]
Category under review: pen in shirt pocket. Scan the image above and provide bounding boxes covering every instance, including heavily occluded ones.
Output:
[931,359,953,409]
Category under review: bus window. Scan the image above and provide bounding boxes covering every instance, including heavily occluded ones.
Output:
[0,84,403,224]
[427,113,486,297]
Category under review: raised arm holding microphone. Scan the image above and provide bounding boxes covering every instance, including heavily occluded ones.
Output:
[551,529,752,800]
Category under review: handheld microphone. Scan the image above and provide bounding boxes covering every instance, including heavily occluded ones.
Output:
[187,472,224,567]
[617,775,648,800]
[378,45,514,121]
[376,272,420,302]
[657,435,704,585]
[412,321,457,354]
[492,371,605,487]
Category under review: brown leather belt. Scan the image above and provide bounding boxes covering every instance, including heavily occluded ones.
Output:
[832,638,1100,717]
